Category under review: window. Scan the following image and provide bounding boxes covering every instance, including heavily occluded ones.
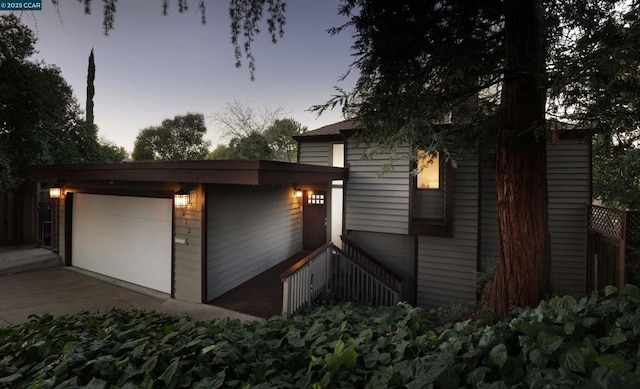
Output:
[416,151,440,189]
[307,193,325,205]
[410,151,453,237]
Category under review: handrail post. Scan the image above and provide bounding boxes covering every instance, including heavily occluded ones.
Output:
[282,278,290,317]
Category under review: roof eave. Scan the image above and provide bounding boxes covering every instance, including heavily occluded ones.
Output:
[25,160,347,186]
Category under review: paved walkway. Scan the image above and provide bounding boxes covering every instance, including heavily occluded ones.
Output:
[0,245,60,275]
[0,266,260,327]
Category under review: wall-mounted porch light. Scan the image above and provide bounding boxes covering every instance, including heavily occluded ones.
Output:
[174,189,191,209]
[49,185,61,199]
[292,184,303,198]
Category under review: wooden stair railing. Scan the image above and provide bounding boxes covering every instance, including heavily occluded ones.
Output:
[280,243,333,318]
[340,235,403,293]
[330,245,401,308]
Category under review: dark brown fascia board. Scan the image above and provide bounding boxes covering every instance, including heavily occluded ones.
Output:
[25,160,347,186]
[552,127,594,139]
[293,134,344,142]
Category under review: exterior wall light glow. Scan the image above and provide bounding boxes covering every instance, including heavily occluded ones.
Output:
[49,186,61,199]
[174,189,190,209]
[293,184,303,198]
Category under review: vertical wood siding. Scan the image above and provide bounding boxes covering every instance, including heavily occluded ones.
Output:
[344,230,416,303]
[0,189,37,244]
[417,159,479,308]
[547,139,590,293]
[345,142,411,235]
[173,185,203,303]
[206,184,302,300]
[298,142,331,166]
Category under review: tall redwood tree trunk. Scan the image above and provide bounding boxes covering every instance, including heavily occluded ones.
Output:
[483,0,551,317]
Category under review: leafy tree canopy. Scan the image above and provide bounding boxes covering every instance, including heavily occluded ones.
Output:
[208,131,274,160]
[265,118,307,162]
[0,14,104,190]
[593,133,640,210]
[97,139,129,163]
[132,113,211,160]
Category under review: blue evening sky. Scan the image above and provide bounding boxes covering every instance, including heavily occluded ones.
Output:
[17,1,355,152]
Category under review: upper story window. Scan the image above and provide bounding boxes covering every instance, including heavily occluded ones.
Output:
[332,143,345,186]
[416,151,440,190]
[410,150,453,237]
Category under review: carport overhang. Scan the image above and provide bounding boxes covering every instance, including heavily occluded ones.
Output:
[25,159,348,185]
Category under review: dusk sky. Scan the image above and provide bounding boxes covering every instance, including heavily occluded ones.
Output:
[18,1,355,152]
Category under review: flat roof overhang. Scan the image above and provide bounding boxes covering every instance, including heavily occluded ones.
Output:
[25,160,348,185]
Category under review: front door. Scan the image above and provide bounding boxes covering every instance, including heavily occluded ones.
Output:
[303,191,327,251]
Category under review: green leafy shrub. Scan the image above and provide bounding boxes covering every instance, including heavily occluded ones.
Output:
[2,287,640,388]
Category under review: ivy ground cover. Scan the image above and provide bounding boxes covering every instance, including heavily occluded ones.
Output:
[2,285,640,388]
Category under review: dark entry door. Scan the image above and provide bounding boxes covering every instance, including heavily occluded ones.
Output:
[303,191,327,251]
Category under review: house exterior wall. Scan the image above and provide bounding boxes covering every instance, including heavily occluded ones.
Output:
[479,138,590,295]
[344,141,411,235]
[344,230,416,303]
[298,140,345,246]
[206,184,302,300]
[547,138,590,293]
[479,156,499,265]
[298,141,332,166]
[413,189,445,219]
[416,159,479,308]
[298,128,590,309]
[173,184,204,303]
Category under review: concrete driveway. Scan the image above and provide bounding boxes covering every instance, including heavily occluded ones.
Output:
[0,267,260,327]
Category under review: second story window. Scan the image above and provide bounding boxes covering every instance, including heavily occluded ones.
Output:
[416,151,440,190]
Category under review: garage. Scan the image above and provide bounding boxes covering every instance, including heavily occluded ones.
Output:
[72,193,172,294]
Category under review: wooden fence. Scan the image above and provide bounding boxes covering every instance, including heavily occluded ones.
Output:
[587,205,640,291]
[0,186,39,245]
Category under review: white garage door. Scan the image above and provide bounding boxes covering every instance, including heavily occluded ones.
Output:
[72,193,172,293]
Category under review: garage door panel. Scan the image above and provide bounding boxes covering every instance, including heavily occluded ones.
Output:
[72,194,172,294]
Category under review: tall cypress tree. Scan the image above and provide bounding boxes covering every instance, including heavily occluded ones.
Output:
[86,48,95,125]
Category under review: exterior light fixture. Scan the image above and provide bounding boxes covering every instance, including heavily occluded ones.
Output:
[293,184,303,198]
[174,189,190,209]
[49,185,61,199]
[295,189,303,198]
